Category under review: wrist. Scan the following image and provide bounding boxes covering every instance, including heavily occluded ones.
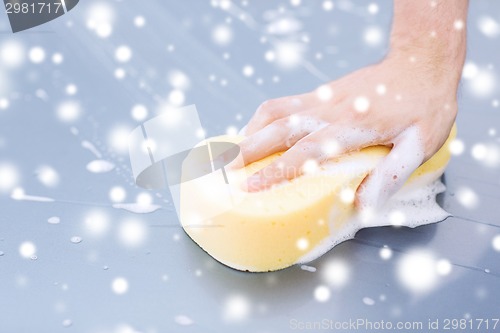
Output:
[386,41,465,88]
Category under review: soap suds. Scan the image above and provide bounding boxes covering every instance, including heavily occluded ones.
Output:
[356,126,425,209]
[112,203,162,214]
[11,188,55,202]
[297,174,449,264]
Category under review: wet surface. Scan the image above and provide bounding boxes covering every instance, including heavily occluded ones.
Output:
[1,1,499,332]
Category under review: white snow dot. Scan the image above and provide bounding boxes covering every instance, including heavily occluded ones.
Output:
[296,237,309,250]
[397,249,437,293]
[302,159,319,175]
[242,65,254,77]
[478,16,500,38]
[321,140,340,157]
[108,125,132,154]
[379,246,393,260]
[65,84,77,96]
[84,210,110,237]
[364,26,383,46]
[95,23,112,38]
[462,62,479,80]
[19,241,36,259]
[264,50,275,62]
[436,259,452,276]
[56,101,82,123]
[314,285,331,302]
[219,0,231,10]
[316,85,333,101]
[367,3,379,14]
[353,96,370,112]
[389,210,406,226]
[111,277,129,294]
[322,1,334,11]
[223,295,250,322]
[376,84,387,95]
[168,89,185,106]
[36,165,59,187]
[454,20,464,30]
[118,219,148,247]
[225,126,238,135]
[321,259,349,288]
[115,45,132,63]
[131,104,148,121]
[86,2,115,37]
[114,68,126,80]
[136,192,152,205]
[471,143,487,160]
[456,187,479,209]
[0,98,9,110]
[492,235,500,252]
[134,16,146,28]
[109,186,127,202]
[29,47,45,63]
[340,188,355,204]
[212,24,233,45]
[168,70,190,90]
[468,69,496,98]
[274,42,304,69]
[0,40,25,68]
[449,139,465,155]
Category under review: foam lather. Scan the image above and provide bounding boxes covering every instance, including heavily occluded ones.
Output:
[180,126,456,272]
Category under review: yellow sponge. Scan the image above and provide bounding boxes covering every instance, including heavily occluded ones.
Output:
[180,126,456,272]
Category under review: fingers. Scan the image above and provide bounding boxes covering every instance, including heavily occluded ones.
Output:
[237,115,327,167]
[247,125,355,191]
[355,126,425,212]
[245,93,317,136]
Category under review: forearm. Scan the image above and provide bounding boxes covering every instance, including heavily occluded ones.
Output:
[389,0,468,85]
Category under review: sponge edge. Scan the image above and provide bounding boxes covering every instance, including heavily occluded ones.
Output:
[180,125,456,272]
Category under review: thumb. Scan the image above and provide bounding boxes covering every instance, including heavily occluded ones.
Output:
[355,126,425,211]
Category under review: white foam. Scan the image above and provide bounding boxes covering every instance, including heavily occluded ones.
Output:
[285,116,328,148]
[298,174,449,264]
[112,203,161,214]
[11,188,55,202]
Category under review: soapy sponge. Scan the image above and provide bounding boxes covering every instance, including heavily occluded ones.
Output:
[180,126,456,272]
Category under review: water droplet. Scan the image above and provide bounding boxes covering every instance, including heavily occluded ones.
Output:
[62,319,72,327]
[175,315,194,326]
[0,251,5,256]
[48,216,60,224]
[30,255,38,260]
[485,268,491,274]
[103,265,109,270]
[363,297,375,306]
[70,236,83,244]
[300,265,317,272]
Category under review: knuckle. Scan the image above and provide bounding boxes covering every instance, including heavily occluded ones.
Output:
[257,99,281,119]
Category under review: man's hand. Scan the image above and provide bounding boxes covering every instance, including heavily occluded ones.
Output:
[237,0,468,210]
